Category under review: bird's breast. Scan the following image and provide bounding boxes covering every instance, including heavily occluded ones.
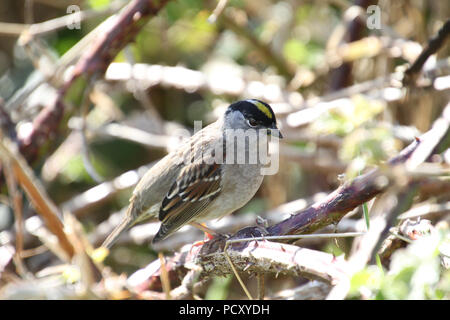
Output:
[200,163,264,220]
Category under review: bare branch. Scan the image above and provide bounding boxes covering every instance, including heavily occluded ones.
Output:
[271,280,331,300]
[0,137,75,260]
[127,240,349,293]
[266,138,420,238]
[403,19,450,86]
[329,0,377,90]
[16,0,171,164]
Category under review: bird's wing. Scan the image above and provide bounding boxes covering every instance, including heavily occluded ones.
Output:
[154,160,222,242]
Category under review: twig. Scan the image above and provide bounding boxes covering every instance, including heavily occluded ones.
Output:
[397,201,450,220]
[6,15,121,112]
[122,46,165,133]
[200,239,349,284]
[371,185,419,263]
[287,57,450,128]
[388,230,414,244]
[91,200,365,250]
[2,160,27,277]
[208,0,229,24]
[280,145,347,174]
[329,0,377,90]
[378,218,435,265]
[63,212,103,291]
[0,136,74,259]
[205,231,363,298]
[61,162,156,216]
[271,280,331,300]
[325,102,448,299]
[403,19,450,86]
[225,232,365,244]
[405,102,450,170]
[257,273,265,300]
[158,252,172,300]
[223,240,253,300]
[326,189,409,300]
[19,244,48,258]
[68,119,172,150]
[127,239,349,293]
[79,76,104,183]
[15,0,171,165]
[219,11,295,79]
[266,138,420,238]
[24,1,33,25]
[68,0,170,84]
[102,60,449,130]
[0,102,17,141]
[167,270,206,300]
[141,133,422,288]
[0,1,125,37]
[104,62,287,104]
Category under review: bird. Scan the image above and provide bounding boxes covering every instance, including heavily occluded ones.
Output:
[101,99,282,249]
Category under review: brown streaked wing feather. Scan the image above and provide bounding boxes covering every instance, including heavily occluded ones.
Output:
[158,161,222,235]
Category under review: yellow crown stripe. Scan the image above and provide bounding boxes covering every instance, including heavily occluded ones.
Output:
[247,99,273,119]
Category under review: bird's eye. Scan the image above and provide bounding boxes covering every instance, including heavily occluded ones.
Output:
[247,118,258,127]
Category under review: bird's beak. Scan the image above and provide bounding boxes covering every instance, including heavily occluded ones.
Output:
[267,124,283,139]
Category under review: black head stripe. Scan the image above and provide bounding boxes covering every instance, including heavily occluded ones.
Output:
[226,99,277,127]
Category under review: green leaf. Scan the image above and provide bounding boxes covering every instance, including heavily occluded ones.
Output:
[375,254,384,276]
[359,164,370,229]
[88,0,111,10]
[205,275,233,300]
[283,39,323,68]
[362,202,370,229]
[165,0,203,24]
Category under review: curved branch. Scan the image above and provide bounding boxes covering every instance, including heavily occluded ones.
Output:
[403,18,450,86]
[267,138,420,237]
[17,0,170,164]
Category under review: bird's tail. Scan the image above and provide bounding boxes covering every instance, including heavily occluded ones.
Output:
[101,207,135,249]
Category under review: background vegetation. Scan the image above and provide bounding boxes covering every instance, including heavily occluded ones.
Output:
[0,0,448,300]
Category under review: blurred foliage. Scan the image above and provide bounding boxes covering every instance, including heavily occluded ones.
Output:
[349,230,450,300]
[0,0,449,300]
[205,275,233,300]
[312,95,386,137]
[283,38,324,68]
[88,0,112,10]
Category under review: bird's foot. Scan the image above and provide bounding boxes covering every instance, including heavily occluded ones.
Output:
[191,233,211,247]
[191,227,216,248]
[190,222,219,237]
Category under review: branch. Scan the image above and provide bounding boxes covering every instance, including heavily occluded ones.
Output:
[17,0,170,164]
[405,101,450,169]
[61,162,156,216]
[271,280,331,300]
[198,239,348,284]
[0,1,125,37]
[286,57,449,128]
[127,240,349,294]
[126,138,421,293]
[123,94,450,296]
[0,137,74,260]
[324,102,450,299]
[403,18,450,86]
[68,0,169,84]
[329,0,377,90]
[0,101,17,141]
[273,100,450,240]
[266,138,420,237]
[378,218,435,266]
[219,11,295,79]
